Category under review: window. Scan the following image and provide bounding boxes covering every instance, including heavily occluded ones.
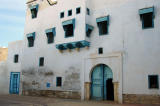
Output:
[28,37,34,47]
[68,10,72,16]
[62,19,75,38]
[14,54,19,63]
[30,5,39,19]
[98,48,103,54]
[46,83,50,88]
[96,16,109,35]
[87,8,90,15]
[39,57,44,67]
[76,7,81,14]
[27,32,35,47]
[86,24,94,37]
[56,77,62,87]
[148,75,159,89]
[45,28,56,44]
[139,7,154,29]
[60,12,64,18]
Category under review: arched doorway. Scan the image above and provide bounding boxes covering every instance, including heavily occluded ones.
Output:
[91,64,114,100]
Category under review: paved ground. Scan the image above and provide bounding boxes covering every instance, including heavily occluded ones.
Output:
[0,95,159,106]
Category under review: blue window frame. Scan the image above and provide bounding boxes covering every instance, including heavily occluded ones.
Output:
[76,7,81,14]
[60,12,64,18]
[86,24,94,37]
[139,7,154,29]
[62,19,75,38]
[26,32,35,47]
[30,4,39,19]
[45,28,56,44]
[96,16,109,35]
[56,77,62,87]
[148,75,159,89]
[68,10,72,16]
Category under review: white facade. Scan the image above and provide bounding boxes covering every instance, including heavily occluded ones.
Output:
[6,0,160,104]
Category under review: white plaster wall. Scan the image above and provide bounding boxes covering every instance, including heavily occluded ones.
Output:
[7,0,160,99]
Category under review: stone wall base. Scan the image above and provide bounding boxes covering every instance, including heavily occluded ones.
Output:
[123,94,160,104]
[22,90,81,99]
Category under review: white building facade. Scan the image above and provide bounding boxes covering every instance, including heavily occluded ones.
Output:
[6,0,160,104]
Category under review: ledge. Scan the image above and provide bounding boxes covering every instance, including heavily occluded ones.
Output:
[56,40,90,50]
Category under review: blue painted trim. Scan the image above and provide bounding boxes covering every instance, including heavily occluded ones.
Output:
[46,83,50,88]
[30,4,39,10]
[27,32,36,39]
[62,19,75,28]
[139,7,154,15]
[9,72,20,94]
[86,24,94,31]
[96,16,109,23]
[56,40,90,50]
[45,27,56,36]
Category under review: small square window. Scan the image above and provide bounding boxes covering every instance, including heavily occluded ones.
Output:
[141,13,154,29]
[68,10,72,16]
[98,48,103,54]
[148,75,159,89]
[14,54,19,63]
[87,8,90,15]
[56,77,62,87]
[60,12,64,18]
[76,7,81,14]
[39,57,44,67]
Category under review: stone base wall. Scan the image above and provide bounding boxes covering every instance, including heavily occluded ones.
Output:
[123,94,160,104]
[22,90,81,99]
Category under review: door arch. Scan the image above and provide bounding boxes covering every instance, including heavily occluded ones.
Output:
[91,64,114,100]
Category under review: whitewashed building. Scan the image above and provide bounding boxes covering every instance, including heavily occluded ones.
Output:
[5,0,160,104]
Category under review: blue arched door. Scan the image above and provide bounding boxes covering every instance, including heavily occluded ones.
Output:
[91,64,114,100]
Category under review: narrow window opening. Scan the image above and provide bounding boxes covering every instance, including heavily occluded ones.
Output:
[39,57,44,67]
[60,12,64,18]
[64,24,73,37]
[14,54,19,63]
[98,21,108,35]
[148,75,159,89]
[68,10,72,16]
[31,8,37,18]
[86,29,92,37]
[76,7,81,14]
[87,8,90,15]
[98,48,103,54]
[141,13,153,29]
[56,77,62,87]
[28,37,34,47]
[46,32,54,44]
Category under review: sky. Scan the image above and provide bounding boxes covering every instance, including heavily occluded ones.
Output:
[0,0,26,47]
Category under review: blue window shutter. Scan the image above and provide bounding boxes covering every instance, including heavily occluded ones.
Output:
[27,32,36,39]
[45,28,56,36]
[96,16,109,24]
[62,19,75,29]
[139,7,154,15]
[30,4,39,11]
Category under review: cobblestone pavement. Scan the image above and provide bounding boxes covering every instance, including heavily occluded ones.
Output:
[0,95,159,106]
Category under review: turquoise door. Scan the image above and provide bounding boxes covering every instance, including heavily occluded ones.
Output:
[91,64,113,100]
[10,72,20,94]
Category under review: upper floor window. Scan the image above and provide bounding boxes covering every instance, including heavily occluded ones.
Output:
[68,10,72,16]
[60,12,64,18]
[96,16,109,35]
[87,8,90,15]
[62,19,75,38]
[148,75,159,89]
[26,32,36,47]
[86,24,94,37]
[56,77,62,87]
[76,7,81,14]
[30,4,39,19]
[98,48,103,54]
[139,7,154,29]
[14,54,19,63]
[45,28,56,44]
